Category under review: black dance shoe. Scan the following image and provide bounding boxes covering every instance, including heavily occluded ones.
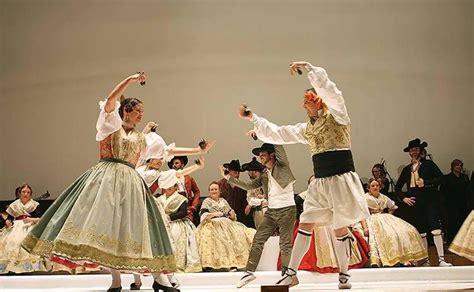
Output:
[130,282,142,290]
[152,280,180,292]
[107,287,122,292]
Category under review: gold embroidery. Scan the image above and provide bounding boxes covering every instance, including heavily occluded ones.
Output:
[6,199,39,218]
[100,128,145,166]
[59,221,143,256]
[23,234,176,272]
[304,112,351,155]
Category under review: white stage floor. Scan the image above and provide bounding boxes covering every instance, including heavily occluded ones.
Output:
[1,266,473,291]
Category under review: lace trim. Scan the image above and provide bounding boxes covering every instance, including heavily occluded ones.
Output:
[22,234,176,272]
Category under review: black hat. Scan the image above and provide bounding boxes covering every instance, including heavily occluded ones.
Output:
[252,143,275,156]
[403,138,428,152]
[223,159,244,172]
[242,157,265,172]
[167,156,188,169]
[420,140,428,150]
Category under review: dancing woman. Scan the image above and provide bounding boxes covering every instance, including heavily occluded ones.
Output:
[22,73,176,292]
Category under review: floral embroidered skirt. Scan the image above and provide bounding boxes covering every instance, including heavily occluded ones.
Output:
[449,210,473,261]
[0,220,52,274]
[366,213,427,267]
[169,218,202,272]
[22,158,176,273]
[196,217,255,269]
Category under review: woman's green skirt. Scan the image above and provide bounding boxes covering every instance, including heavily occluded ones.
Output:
[22,158,176,272]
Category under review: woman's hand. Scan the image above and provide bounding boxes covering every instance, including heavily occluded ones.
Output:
[212,212,224,218]
[127,72,146,84]
[5,219,13,228]
[403,197,416,206]
[363,228,369,237]
[143,122,159,134]
[289,61,312,75]
[244,205,252,216]
[23,217,34,224]
[196,157,205,169]
[200,140,216,154]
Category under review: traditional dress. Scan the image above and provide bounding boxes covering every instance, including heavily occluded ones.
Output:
[22,100,176,272]
[0,199,51,274]
[250,66,369,230]
[364,193,427,267]
[157,191,202,272]
[254,65,369,288]
[449,210,474,261]
[196,197,255,269]
[218,178,253,228]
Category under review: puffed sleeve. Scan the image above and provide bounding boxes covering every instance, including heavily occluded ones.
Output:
[96,99,122,141]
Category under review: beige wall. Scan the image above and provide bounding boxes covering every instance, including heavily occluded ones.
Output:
[0,0,472,200]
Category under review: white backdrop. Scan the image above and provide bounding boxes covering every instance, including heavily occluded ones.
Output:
[0,0,472,199]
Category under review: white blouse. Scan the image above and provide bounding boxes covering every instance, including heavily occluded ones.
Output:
[95,99,122,142]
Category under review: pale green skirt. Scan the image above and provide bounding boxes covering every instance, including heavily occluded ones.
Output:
[22,158,176,272]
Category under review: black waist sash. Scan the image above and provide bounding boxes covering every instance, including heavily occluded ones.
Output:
[312,150,355,178]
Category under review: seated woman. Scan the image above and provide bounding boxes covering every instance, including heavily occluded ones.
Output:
[196,182,255,271]
[0,184,51,274]
[278,175,369,272]
[157,170,202,273]
[371,163,390,194]
[360,178,428,267]
[133,132,212,290]
[449,210,473,262]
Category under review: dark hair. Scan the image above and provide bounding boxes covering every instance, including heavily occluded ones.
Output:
[14,186,21,199]
[119,98,143,119]
[451,159,463,171]
[372,164,386,176]
[18,183,33,197]
[208,181,220,190]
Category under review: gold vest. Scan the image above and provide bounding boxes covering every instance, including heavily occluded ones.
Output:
[304,111,351,155]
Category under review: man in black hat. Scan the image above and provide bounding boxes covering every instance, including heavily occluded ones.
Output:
[220,143,296,288]
[217,160,254,228]
[168,156,201,225]
[395,138,452,267]
[242,157,268,229]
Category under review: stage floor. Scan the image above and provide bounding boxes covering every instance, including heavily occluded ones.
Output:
[1,266,474,291]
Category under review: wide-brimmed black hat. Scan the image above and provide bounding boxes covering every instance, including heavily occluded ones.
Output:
[223,159,244,172]
[403,138,428,152]
[242,157,265,172]
[252,143,275,156]
[167,156,188,169]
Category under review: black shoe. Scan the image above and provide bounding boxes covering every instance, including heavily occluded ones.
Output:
[152,280,180,292]
[107,287,122,292]
[130,282,142,290]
